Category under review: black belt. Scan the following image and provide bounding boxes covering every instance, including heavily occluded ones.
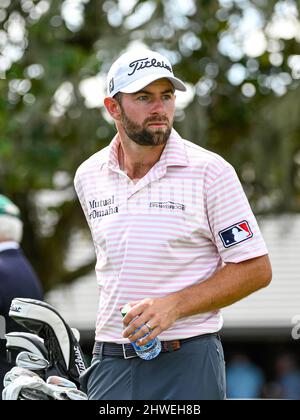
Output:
[93,333,219,359]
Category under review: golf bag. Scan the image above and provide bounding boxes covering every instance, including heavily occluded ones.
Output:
[9,298,87,388]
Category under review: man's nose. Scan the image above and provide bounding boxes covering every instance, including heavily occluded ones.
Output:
[150,98,165,114]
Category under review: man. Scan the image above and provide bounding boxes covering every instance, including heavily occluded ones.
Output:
[0,195,43,397]
[75,49,272,400]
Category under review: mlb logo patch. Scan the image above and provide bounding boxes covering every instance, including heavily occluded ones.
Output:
[219,220,253,248]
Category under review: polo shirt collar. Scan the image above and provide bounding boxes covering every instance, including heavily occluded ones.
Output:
[0,241,20,253]
[107,128,189,172]
[157,128,189,168]
[107,132,120,171]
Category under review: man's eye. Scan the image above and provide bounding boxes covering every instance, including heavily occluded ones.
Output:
[162,95,172,100]
[137,96,148,101]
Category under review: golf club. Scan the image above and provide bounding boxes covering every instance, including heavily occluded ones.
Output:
[16,351,50,376]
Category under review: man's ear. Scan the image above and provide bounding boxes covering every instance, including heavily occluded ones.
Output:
[104,97,122,120]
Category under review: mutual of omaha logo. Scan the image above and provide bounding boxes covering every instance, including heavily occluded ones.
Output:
[88,196,118,220]
[219,220,253,248]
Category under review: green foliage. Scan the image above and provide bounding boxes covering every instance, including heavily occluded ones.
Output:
[1,0,300,290]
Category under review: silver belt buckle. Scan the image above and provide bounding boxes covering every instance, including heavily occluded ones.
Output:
[122,343,137,359]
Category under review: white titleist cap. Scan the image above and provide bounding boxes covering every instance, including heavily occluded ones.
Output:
[106,49,186,97]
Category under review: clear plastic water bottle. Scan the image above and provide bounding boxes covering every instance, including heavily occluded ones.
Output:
[120,304,161,360]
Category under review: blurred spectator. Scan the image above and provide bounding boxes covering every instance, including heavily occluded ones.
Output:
[226,354,265,399]
[0,194,43,397]
[273,353,300,399]
[261,381,283,399]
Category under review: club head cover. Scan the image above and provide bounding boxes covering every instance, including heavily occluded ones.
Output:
[3,366,40,387]
[5,331,48,363]
[9,298,87,387]
[19,388,52,400]
[2,375,46,400]
[46,375,77,389]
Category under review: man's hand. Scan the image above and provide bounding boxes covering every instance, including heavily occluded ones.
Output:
[122,295,179,346]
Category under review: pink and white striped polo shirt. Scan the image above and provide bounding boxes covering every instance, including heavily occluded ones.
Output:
[74,129,268,343]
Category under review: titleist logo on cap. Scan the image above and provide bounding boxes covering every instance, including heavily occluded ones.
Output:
[128,57,173,76]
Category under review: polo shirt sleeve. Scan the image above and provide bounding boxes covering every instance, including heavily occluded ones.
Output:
[206,164,268,263]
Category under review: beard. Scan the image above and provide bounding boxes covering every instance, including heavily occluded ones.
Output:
[119,107,172,146]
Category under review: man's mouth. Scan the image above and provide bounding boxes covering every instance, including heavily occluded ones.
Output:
[148,122,167,127]
[146,119,168,128]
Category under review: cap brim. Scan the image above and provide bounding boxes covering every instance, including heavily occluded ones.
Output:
[118,74,186,95]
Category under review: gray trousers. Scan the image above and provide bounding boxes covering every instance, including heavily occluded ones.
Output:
[80,334,226,400]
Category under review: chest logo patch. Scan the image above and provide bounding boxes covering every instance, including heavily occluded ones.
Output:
[149,201,185,211]
[88,196,118,220]
[219,220,253,248]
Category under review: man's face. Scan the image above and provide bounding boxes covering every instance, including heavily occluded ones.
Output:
[117,78,176,146]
